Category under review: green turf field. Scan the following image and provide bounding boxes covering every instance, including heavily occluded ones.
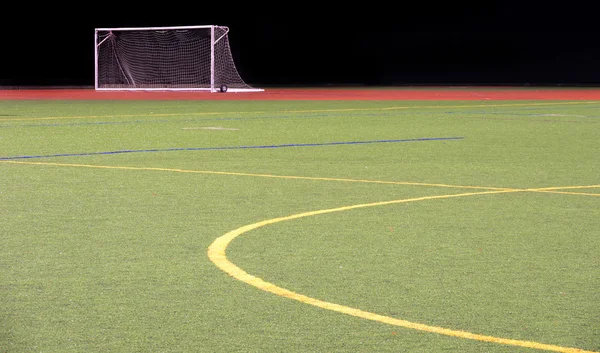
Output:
[1,99,598,352]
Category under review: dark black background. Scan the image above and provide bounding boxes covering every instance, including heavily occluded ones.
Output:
[2,3,599,87]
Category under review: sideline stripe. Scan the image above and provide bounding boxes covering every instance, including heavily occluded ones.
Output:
[529,190,600,197]
[530,185,600,191]
[0,137,464,160]
[0,160,512,191]
[526,185,600,197]
[2,101,598,122]
[1,159,597,196]
[207,190,597,353]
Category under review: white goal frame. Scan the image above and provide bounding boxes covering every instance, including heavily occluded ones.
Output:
[94,25,263,92]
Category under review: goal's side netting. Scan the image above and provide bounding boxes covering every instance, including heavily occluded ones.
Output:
[94,25,262,92]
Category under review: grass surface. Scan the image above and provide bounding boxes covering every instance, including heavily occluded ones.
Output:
[1,99,599,352]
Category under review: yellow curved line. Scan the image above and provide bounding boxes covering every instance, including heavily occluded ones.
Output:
[208,190,597,353]
[3,157,597,350]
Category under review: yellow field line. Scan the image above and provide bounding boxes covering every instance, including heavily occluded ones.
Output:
[208,190,597,353]
[529,190,600,197]
[3,160,598,198]
[2,158,597,351]
[0,111,226,122]
[525,185,600,197]
[3,160,599,197]
[0,160,513,191]
[529,185,600,191]
[287,101,600,113]
[2,101,598,122]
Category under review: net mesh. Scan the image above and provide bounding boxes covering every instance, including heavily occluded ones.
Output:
[95,26,256,90]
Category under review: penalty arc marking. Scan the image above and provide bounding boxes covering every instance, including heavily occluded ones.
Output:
[207,190,598,353]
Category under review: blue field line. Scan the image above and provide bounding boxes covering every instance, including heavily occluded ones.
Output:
[0,137,464,160]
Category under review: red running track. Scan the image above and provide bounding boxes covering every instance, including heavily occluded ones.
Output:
[2,87,600,100]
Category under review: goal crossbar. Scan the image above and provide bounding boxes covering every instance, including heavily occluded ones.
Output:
[95,25,214,31]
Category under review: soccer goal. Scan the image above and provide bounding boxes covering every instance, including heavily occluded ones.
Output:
[94,25,263,92]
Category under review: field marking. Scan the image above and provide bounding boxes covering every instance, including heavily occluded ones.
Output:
[207,190,598,353]
[181,126,239,130]
[2,158,597,351]
[1,160,597,198]
[0,137,465,161]
[2,160,598,197]
[526,185,600,197]
[0,160,513,191]
[2,101,599,122]
[529,190,600,197]
[530,185,600,191]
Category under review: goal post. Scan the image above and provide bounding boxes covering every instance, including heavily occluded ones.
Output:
[94,25,263,92]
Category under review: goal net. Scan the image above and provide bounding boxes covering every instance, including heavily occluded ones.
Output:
[94,25,262,92]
